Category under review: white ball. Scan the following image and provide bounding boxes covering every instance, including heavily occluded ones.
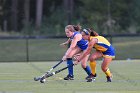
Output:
[42,79,46,83]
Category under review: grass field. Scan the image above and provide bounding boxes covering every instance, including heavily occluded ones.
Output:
[0,60,140,93]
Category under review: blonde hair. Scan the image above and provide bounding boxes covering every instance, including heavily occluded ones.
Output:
[65,24,82,32]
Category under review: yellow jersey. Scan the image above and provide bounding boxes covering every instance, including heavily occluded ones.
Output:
[90,36,111,52]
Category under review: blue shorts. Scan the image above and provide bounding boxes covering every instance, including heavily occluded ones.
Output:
[102,45,115,58]
[78,44,88,51]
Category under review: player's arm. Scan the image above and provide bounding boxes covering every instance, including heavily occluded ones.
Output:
[60,38,71,47]
[65,34,81,56]
[62,34,81,60]
[78,38,97,62]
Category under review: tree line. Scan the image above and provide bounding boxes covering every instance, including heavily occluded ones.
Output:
[0,0,140,36]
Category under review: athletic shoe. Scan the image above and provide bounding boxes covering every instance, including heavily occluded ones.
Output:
[106,76,113,82]
[64,74,74,80]
[86,74,95,82]
[85,73,97,80]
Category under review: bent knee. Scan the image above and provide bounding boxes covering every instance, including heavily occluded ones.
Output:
[101,66,108,72]
[81,63,87,68]
[89,57,96,62]
[66,55,73,58]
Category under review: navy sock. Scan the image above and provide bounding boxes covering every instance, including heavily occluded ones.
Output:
[84,66,91,75]
[67,58,73,76]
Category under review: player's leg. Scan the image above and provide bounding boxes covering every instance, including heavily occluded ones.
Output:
[89,51,102,77]
[101,57,113,82]
[80,54,95,82]
[80,55,91,75]
[101,45,115,82]
[64,47,81,80]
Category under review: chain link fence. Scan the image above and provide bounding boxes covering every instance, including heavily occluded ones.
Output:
[0,35,139,62]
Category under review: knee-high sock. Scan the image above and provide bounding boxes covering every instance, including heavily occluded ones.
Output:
[90,61,96,75]
[83,66,91,75]
[105,68,112,77]
[67,58,73,76]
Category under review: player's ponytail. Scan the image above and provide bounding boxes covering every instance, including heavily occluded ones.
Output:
[73,24,82,31]
[89,28,99,36]
[82,28,99,36]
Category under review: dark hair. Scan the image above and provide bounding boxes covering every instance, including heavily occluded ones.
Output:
[65,24,82,32]
[82,28,99,36]
[73,24,81,31]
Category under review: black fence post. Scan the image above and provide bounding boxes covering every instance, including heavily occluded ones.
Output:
[26,36,29,62]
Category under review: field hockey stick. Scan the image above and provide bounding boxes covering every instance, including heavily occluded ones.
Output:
[45,63,74,78]
[34,60,63,81]
[39,63,75,83]
[47,60,63,73]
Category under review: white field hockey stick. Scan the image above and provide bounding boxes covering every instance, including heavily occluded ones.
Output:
[39,63,75,83]
[34,60,63,81]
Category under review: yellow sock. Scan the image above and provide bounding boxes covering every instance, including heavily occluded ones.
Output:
[90,61,96,75]
[105,68,112,77]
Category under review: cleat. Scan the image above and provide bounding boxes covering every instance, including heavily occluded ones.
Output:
[64,74,74,80]
[86,74,95,82]
[85,73,97,80]
[106,76,113,82]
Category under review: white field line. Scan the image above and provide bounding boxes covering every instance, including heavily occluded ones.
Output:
[0,73,28,75]
[0,79,140,83]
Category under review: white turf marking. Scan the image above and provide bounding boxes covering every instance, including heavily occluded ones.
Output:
[0,73,26,75]
[0,92,32,93]
[0,79,140,83]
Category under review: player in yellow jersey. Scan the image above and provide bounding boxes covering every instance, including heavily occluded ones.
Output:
[75,28,115,82]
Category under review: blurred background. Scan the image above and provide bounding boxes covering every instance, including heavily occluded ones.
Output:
[0,0,139,62]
